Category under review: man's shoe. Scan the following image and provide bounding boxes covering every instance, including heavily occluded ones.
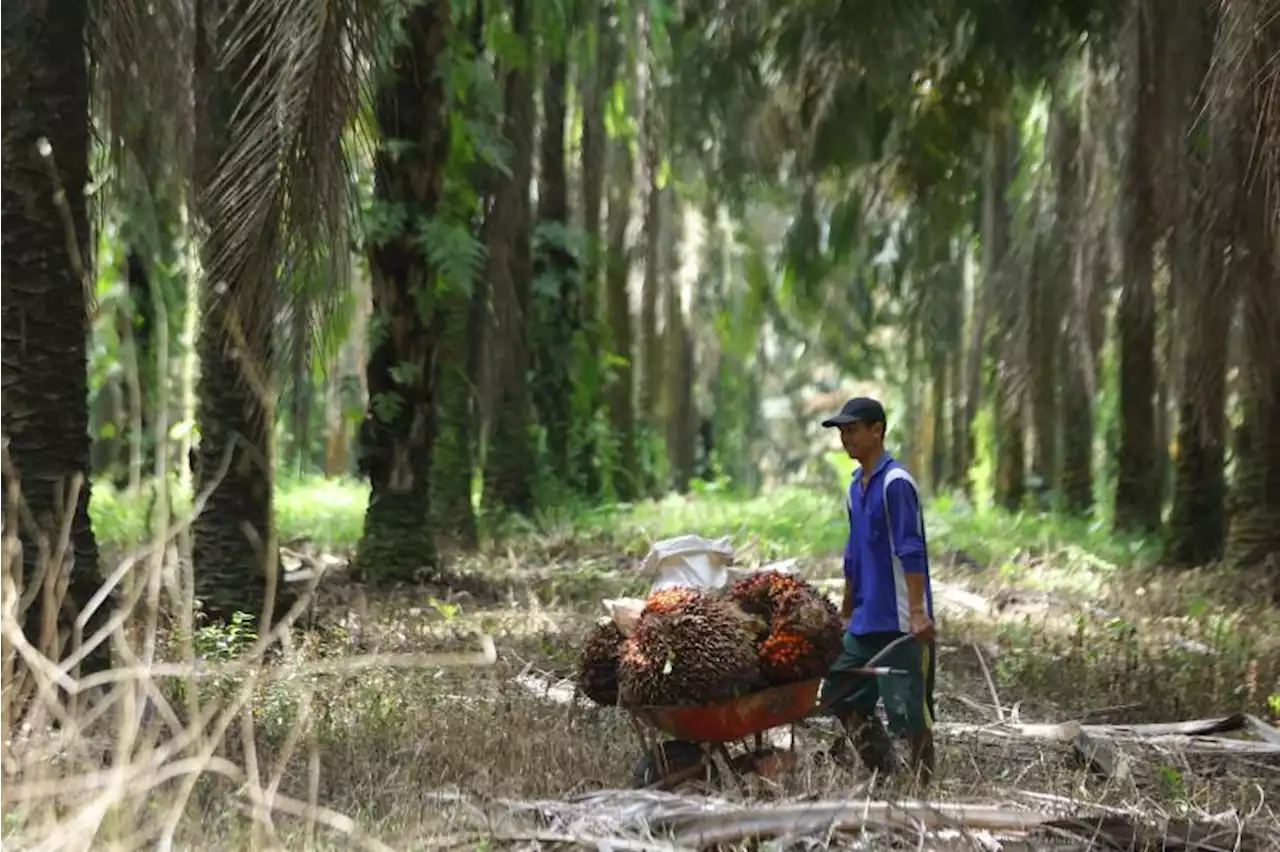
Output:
[848,716,898,777]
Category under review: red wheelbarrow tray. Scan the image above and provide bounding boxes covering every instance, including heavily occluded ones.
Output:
[629,678,823,743]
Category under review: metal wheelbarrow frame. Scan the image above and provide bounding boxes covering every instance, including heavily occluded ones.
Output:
[624,634,918,789]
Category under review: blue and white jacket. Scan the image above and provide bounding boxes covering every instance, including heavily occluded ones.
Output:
[842,453,935,635]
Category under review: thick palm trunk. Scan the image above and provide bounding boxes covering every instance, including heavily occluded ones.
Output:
[191,2,285,620]
[1222,0,1280,568]
[430,2,484,549]
[431,285,478,550]
[193,286,276,617]
[482,0,537,517]
[985,120,1024,511]
[1062,53,1106,516]
[354,3,451,581]
[1165,0,1224,565]
[576,0,611,495]
[603,16,638,501]
[1113,0,1163,534]
[1226,225,1280,566]
[532,52,578,487]
[1030,95,1078,504]
[922,224,957,492]
[962,125,1008,497]
[1,0,107,667]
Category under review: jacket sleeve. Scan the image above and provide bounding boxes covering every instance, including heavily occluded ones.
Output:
[885,478,928,575]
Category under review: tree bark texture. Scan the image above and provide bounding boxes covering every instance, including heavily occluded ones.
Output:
[985,120,1024,512]
[636,5,662,443]
[1165,0,1225,566]
[431,280,478,551]
[575,0,611,496]
[1,0,108,667]
[1222,0,1280,568]
[354,2,451,581]
[603,17,637,501]
[532,52,579,488]
[662,188,695,492]
[191,0,286,620]
[1113,0,1163,534]
[482,0,538,517]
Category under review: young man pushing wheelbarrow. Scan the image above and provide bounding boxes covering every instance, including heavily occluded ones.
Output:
[818,397,937,785]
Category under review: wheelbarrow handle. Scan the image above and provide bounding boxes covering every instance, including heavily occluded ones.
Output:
[845,666,910,677]
[809,632,923,718]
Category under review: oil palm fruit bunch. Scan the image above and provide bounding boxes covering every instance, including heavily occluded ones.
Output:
[758,631,829,683]
[770,585,843,665]
[617,590,762,707]
[642,586,701,616]
[729,569,803,619]
[576,620,626,706]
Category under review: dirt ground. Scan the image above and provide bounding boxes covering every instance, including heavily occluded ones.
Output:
[168,547,1279,848]
[6,538,1279,851]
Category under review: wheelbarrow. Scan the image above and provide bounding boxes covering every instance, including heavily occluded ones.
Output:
[626,635,917,789]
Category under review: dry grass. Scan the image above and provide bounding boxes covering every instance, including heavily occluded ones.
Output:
[4,471,1280,850]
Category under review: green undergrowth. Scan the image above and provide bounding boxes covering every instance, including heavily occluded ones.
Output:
[92,474,1280,638]
[92,476,369,550]
[12,476,1276,848]
[94,474,1162,592]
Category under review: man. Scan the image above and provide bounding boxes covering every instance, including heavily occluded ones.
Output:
[818,396,937,784]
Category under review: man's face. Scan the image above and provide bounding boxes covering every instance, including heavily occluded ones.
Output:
[838,420,881,460]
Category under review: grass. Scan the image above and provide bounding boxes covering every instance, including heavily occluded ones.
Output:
[6,474,1280,850]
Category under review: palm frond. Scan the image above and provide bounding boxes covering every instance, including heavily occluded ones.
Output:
[89,0,198,248]
[198,0,380,387]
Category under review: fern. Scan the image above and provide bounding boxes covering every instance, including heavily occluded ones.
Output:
[533,220,585,258]
[413,216,486,298]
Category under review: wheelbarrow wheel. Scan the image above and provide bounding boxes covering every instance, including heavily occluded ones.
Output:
[630,740,717,788]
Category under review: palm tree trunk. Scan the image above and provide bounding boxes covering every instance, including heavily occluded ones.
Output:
[636,3,662,473]
[431,283,478,550]
[193,278,277,617]
[191,1,285,620]
[1061,251,1101,516]
[1164,0,1224,565]
[963,124,1009,497]
[1221,0,1280,568]
[949,341,966,490]
[985,120,1023,511]
[1031,93,1078,504]
[663,190,695,492]
[929,353,949,491]
[576,0,611,496]
[603,14,638,501]
[354,2,451,580]
[1226,231,1280,566]
[580,0,608,327]
[482,0,538,517]
[1113,0,1164,534]
[434,3,487,543]
[1,0,108,669]
[532,49,577,487]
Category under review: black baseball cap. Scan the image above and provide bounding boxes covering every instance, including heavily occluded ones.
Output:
[821,396,887,429]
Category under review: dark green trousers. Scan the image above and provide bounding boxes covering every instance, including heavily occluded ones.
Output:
[819,631,936,736]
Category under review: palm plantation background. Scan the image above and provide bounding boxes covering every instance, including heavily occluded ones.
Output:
[3,0,1280,847]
